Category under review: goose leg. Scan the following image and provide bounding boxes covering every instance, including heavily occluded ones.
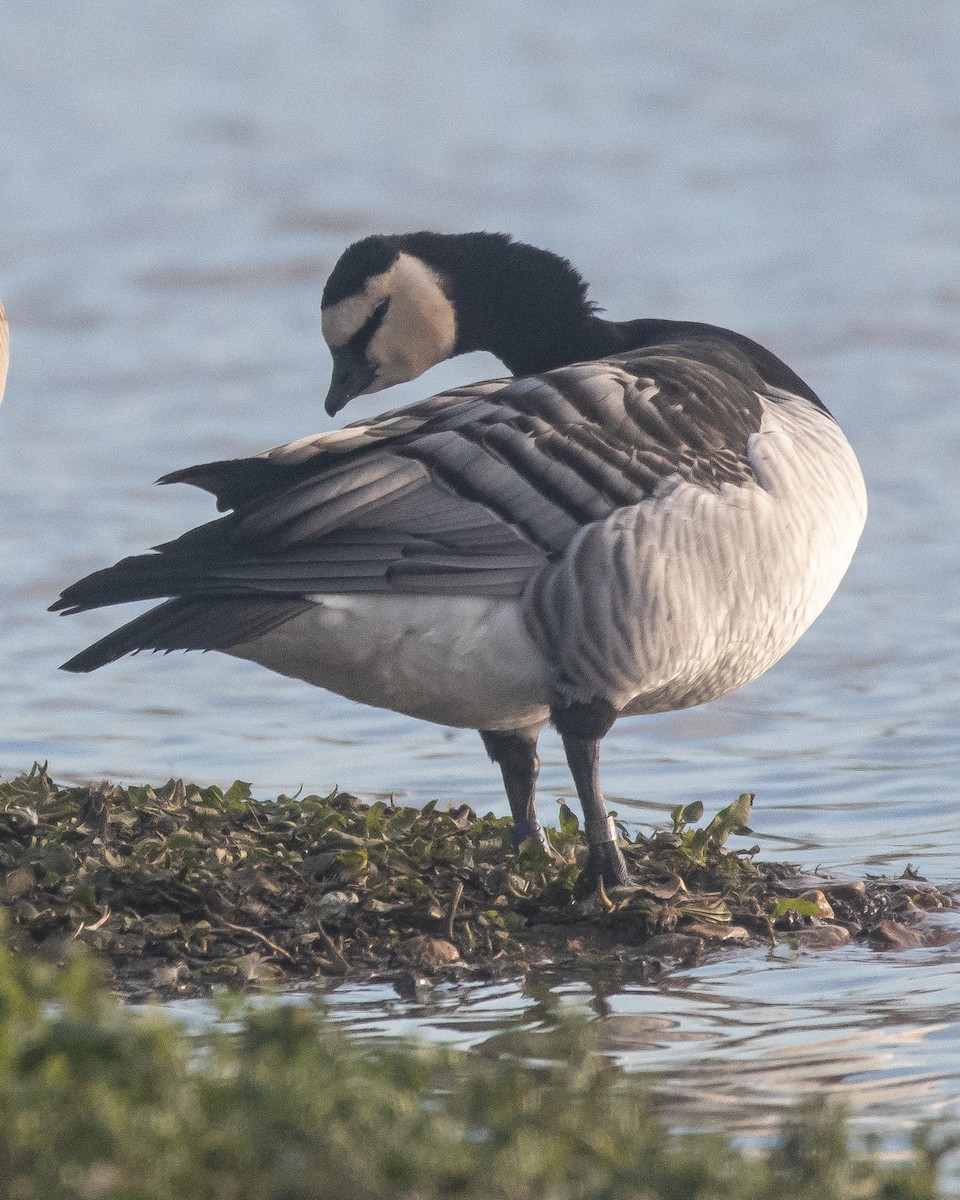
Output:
[480,727,545,848]
[554,701,629,887]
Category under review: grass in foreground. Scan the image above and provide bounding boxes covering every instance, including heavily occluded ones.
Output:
[0,935,952,1200]
[0,765,954,996]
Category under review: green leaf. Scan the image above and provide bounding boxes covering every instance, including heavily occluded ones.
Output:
[682,800,704,825]
[672,800,705,833]
[336,848,369,873]
[684,827,711,864]
[704,793,754,848]
[517,839,551,872]
[223,780,253,806]
[558,803,579,841]
[772,897,824,918]
[364,802,387,836]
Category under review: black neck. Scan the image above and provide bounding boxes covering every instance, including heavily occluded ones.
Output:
[399,232,598,375]
[401,232,820,404]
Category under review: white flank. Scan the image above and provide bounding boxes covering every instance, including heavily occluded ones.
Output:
[229,593,551,731]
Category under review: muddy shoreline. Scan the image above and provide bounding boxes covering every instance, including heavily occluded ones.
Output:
[1,765,954,999]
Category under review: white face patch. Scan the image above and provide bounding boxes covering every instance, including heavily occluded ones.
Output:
[321,253,457,395]
[321,271,392,351]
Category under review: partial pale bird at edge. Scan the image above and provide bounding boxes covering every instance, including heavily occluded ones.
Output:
[49,234,867,887]
[0,299,9,406]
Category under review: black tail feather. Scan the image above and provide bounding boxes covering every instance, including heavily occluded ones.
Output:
[50,546,229,615]
[60,596,314,673]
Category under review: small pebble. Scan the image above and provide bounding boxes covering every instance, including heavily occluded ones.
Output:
[682,922,751,942]
[820,880,867,904]
[316,890,360,922]
[641,933,704,963]
[869,919,925,950]
[791,926,851,949]
[800,890,835,920]
[4,866,35,897]
[400,935,461,970]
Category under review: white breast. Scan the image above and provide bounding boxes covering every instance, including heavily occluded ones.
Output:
[525,392,867,714]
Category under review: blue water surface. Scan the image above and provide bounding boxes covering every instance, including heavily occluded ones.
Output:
[3,0,960,1174]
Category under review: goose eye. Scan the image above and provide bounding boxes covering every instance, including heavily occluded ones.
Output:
[347,298,389,350]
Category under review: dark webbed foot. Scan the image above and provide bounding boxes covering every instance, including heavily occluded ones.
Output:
[582,829,630,888]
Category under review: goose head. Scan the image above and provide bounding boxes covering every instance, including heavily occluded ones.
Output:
[320,232,601,416]
[321,236,457,415]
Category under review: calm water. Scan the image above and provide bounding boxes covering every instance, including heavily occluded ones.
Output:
[3,0,960,1168]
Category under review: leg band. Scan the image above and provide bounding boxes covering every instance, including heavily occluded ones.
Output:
[585,816,618,844]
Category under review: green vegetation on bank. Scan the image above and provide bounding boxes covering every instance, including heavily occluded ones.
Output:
[1,765,953,995]
[0,935,951,1200]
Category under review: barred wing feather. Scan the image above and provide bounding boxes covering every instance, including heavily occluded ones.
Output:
[52,347,783,674]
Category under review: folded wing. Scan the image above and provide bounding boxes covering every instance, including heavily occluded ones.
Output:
[52,343,769,671]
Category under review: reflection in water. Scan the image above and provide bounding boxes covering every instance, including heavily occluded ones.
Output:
[3,0,960,1167]
[155,916,960,1165]
[331,933,960,1170]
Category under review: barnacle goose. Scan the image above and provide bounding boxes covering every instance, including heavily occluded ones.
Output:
[51,233,867,887]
